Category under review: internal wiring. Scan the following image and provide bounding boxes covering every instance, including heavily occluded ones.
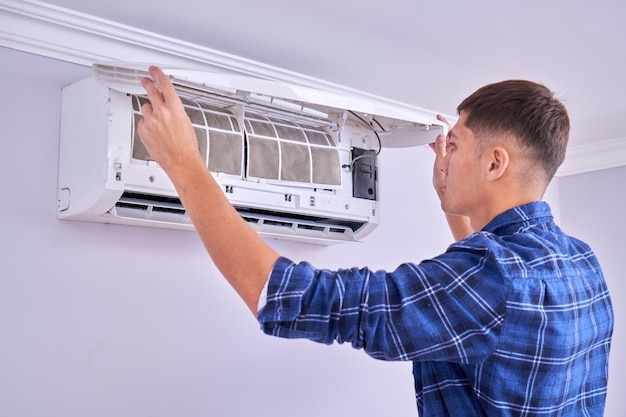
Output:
[343,111,384,171]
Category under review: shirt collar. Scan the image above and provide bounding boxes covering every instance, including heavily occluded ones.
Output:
[482,201,554,235]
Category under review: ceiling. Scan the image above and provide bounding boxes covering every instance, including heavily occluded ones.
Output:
[15,0,626,146]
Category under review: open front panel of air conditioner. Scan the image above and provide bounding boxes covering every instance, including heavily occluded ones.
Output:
[57,63,445,244]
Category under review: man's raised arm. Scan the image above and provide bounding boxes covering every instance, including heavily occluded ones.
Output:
[138,65,279,315]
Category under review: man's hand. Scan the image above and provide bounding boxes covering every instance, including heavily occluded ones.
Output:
[429,114,451,200]
[138,66,201,174]
[429,114,474,241]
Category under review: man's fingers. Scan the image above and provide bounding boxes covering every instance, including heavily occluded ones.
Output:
[140,66,178,108]
[141,75,163,107]
[432,115,451,156]
[148,65,179,104]
[436,113,451,128]
[140,101,153,116]
[430,134,446,156]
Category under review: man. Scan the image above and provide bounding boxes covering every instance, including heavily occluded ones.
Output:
[138,66,613,416]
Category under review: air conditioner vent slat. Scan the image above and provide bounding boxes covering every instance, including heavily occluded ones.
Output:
[112,192,363,239]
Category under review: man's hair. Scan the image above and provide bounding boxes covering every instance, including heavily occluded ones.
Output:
[457,80,570,181]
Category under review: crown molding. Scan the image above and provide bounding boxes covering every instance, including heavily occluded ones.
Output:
[1,0,625,176]
[557,136,626,177]
[0,0,415,105]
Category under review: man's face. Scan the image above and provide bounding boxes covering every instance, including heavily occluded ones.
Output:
[435,112,488,218]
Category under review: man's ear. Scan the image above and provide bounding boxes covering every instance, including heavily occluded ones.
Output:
[486,146,510,181]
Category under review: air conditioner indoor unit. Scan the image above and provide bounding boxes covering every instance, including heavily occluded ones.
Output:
[57,63,445,244]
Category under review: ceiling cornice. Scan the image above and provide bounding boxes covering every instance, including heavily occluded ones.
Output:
[0,0,344,87]
[557,136,626,177]
[1,0,624,177]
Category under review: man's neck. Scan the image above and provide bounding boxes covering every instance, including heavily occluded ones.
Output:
[469,188,544,233]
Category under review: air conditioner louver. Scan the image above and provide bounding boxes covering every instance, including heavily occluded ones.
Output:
[110,192,361,243]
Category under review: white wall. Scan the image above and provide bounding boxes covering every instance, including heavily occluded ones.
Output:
[1,46,621,417]
[558,166,625,417]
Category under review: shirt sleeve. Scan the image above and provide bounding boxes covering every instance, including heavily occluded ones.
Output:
[257,246,507,363]
[256,273,270,314]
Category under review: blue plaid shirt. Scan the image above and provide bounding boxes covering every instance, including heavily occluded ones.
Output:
[258,202,613,416]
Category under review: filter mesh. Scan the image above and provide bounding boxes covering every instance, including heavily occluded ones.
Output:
[280,142,311,183]
[245,112,341,187]
[248,137,279,179]
[130,96,340,188]
[311,147,341,185]
[208,131,243,176]
[131,96,244,177]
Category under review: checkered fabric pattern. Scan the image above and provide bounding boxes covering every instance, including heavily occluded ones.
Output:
[258,202,613,416]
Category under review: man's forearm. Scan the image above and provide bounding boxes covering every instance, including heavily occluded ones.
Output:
[168,153,280,315]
